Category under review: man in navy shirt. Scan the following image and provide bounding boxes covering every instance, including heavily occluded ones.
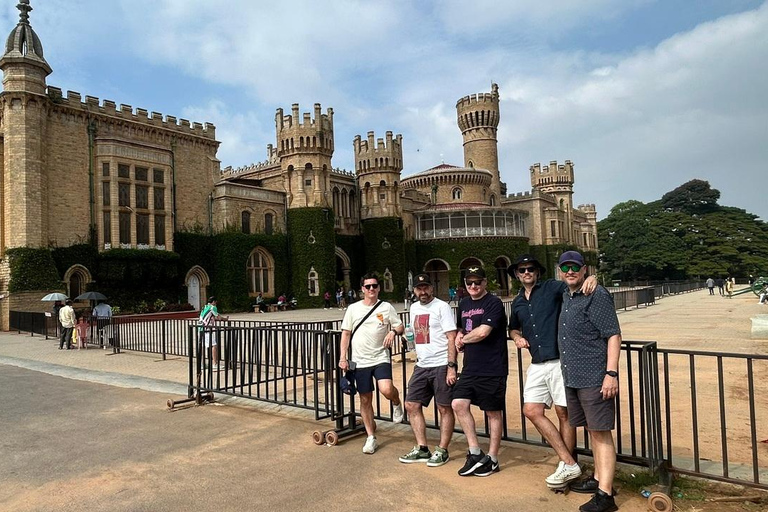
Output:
[508,254,596,489]
[452,266,508,477]
[558,251,622,512]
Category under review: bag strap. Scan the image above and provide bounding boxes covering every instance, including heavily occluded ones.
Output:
[350,300,383,343]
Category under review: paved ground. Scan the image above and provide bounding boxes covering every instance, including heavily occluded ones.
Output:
[1,288,766,511]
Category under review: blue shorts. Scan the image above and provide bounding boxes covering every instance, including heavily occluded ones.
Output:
[353,363,393,394]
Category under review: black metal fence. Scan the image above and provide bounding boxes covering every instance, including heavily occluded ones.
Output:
[9,311,57,338]
[610,287,656,310]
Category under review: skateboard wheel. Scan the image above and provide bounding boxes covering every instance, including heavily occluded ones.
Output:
[325,431,339,446]
[167,399,175,409]
[647,492,673,512]
[312,431,326,445]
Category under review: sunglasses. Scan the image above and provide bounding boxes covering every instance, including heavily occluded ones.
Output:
[363,283,379,290]
[465,280,484,287]
[559,264,582,273]
[517,266,537,274]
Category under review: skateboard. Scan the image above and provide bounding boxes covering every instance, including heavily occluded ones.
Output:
[547,482,570,495]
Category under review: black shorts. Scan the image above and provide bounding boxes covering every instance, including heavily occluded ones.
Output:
[452,374,506,411]
[565,386,616,431]
[406,365,454,407]
[353,363,392,394]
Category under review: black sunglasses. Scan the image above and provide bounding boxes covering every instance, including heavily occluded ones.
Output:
[517,266,537,274]
[465,280,483,287]
[559,264,582,273]
[363,283,379,290]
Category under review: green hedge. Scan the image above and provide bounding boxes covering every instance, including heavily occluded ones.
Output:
[287,208,336,308]
[361,218,406,301]
[6,248,62,293]
[51,244,98,279]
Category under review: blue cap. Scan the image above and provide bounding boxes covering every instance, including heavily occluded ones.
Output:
[340,371,357,396]
[558,251,585,266]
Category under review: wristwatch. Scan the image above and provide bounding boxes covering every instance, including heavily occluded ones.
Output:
[605,370,618,378]
[447,361,458,369]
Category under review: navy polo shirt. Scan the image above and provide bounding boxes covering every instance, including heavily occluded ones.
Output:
[508,279,567,364]
[558,286,621,389]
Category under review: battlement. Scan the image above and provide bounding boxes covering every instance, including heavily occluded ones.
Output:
[45,86,217,139]
[331,167,355,177]
[577,204,596,212]
[530,160,574,175]
[275,103,334,133]
[353,131,403,174]
[530,160,574,190]
[456,83,500,110]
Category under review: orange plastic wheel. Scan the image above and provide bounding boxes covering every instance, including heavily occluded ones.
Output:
[312,431,325,445]
[647,492,673,512]
[325,431,339,446]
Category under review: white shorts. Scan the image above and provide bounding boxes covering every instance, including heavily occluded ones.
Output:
[523,359,567,408]
[203,331,217,348]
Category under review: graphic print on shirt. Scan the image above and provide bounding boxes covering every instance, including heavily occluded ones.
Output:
[462,307,484,332]
[414,314,430,344]
[376,313,384,323]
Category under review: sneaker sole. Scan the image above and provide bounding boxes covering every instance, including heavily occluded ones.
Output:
[426,458,449,467]
[473,465,499,477]
[398,458,430,463]
[458,462,485,476]
[546,473,582,487]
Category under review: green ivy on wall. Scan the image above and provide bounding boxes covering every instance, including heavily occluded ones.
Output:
[287,208,336,308]
[361,218,406,301]
[6,248,62,293]
[51,244,98,279]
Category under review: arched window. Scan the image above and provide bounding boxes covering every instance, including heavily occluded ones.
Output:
[241,211,251,234]
[264,213,274,235]
[64,265,92,301]
[490,194,497,206]
[383,268,394,293]
[452,187,463,200]
[307,266,320,296]
[247,247,275,297]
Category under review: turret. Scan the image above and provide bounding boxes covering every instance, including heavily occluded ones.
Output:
[531,160,576,243]
[354,131,403,220]
[456,83,501,202]
[275,103,334,208]
[0,0,51,94]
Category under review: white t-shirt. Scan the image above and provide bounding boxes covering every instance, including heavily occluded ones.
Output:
[341,300,402,368]
[409,297,457,368]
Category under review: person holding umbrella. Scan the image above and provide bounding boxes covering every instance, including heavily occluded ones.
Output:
[58,300,76,350]
[92,299,113,349]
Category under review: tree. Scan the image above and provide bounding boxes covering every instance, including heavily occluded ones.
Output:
[661,179,720,214]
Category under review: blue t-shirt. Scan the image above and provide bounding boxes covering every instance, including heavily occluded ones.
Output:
[457,293,508,377]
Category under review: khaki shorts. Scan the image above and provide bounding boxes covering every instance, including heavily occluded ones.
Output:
[523,359,567,408]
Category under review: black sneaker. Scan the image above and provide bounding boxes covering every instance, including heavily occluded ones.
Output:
[458,451,485,476]
[570,477,617,496]
[579,489,618,512]
[472,455,500,477]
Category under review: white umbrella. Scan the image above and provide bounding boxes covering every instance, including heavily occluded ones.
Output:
[41,292,68,301]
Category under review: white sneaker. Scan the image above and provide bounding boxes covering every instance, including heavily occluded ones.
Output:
[545,461,582,486]
[392,403,404,424]
[362,435,378,454]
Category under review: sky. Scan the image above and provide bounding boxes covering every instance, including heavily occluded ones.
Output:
[3,0,766,221]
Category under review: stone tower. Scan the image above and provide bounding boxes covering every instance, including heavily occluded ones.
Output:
[456,83,501,203]
[0,0,53,250]
[354,131,403,220]
[531,160,575,241]
[275,103,334,209]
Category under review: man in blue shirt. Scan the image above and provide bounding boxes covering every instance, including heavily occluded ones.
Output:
[558,251,621,512]
[509,254,596,489]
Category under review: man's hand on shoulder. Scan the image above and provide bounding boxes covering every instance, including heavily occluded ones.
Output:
[581,275,598,295]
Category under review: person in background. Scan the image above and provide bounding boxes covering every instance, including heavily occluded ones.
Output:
[706,277,715,295]
[58,300,76,350]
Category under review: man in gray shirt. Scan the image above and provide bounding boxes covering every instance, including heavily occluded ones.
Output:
[558,251,621,512]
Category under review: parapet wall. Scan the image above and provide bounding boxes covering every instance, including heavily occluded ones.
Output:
[46,86,216,140]
[456,83,500,110]
[353,131,403,173]
[275,103,334,133]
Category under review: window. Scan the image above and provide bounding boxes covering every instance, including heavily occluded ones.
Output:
[247,248,274,296]
[153,168,164,183]
[136,214,149,245]
[136,185,149,209]
[379,193,386,200]
[305,179,312,187]
[241,211,251,234]
[265,213,274,235]
[102,162,110,177]
[382,268,394,292]
[155,216,165,246]
[307,267,319,296]
[102,182,110,206]
[154,188,165,210]
[118,183,130,207]
[118,163,130,178]
[550,220,556,238]
[135,167,148,182]
[119,212,131,245]
[103,212,111,244]
[452,187,463,200]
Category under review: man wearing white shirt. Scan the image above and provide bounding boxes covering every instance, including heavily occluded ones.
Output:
[398,274,457,467]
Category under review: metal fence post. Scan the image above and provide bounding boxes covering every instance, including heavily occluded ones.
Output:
[161,320,167,361]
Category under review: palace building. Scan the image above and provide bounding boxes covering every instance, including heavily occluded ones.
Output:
[0,2,597,325]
